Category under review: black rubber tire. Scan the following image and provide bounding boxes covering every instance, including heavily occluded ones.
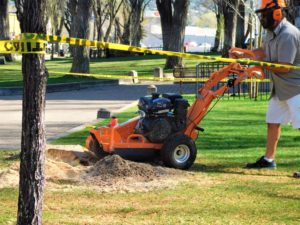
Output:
[161,133,197,170]
[89,138,109,159]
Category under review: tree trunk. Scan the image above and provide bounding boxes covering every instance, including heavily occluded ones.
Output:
[15,0,47,224]
[0,0,9,40]
[0,0,14,61]
[129,0,143,46]
[70,0,92,74]
[235,1,245,48]
[212,12,223,52]
[222,0,239,57]
[156,0,190,69]
[67,0,77,57]
[55,17,65,55]
[244,0,254,48]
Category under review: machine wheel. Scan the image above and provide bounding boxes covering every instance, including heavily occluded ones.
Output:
[89,138,109,159]
[161,133,197,170]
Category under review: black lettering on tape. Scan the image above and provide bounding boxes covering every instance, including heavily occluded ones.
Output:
[49,35,54,42]
[4,42,13,51]
[26,42,32,52]
[32,42,44,52]
[56,36,62,42]
[75,39,80,45]
[13,42,20,51]
[21,42,25,52]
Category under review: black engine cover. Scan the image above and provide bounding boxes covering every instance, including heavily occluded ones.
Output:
[135,93,189,143]
[137,117,172,143]
[138,96,172,114]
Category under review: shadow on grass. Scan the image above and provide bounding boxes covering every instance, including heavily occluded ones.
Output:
[191,152,300,176]
[47,55,166,64]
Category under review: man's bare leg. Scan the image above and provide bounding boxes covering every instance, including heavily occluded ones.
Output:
[265,123,281,159]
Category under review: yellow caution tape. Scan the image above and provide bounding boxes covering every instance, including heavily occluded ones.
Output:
[0,40,46,54]
[21,33,300,71]
[1,32,299,71]
[52,71,270,83]
[0,64,269,83]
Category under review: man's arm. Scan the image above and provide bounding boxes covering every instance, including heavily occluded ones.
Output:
[265,63,290,73]
[229,47,290,73]
[229,47,265,60]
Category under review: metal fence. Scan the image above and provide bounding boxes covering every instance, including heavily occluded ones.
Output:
[173,62,272,100]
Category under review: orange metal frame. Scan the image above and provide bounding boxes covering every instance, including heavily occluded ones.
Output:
[86,62,264,153]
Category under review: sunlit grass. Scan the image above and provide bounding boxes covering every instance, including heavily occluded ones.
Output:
[1,98,299,224]
[0,54,216,87]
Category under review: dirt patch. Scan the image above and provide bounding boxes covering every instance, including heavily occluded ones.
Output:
[0,165,19,189]
[0,145,193,192]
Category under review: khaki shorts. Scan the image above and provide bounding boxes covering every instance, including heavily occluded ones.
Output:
[266,94,300,128]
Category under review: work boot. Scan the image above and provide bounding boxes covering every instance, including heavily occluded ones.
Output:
[293,172,300,178]
[246,156,276,169]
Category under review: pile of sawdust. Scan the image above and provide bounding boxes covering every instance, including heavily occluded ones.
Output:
[0,146,190,192]
[86,155,169,180]
[81,155,183,191]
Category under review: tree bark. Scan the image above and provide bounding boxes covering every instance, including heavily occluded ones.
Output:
[0,0,14,61]
[70,0,92,74]
[0,0,9,40]
[235,1,245,48]
[15,0,48,224]
[129,0,143,46]
[211,1,223,52]
[156,0,189,69]
[66,0,77,57]
[222,0,240,57]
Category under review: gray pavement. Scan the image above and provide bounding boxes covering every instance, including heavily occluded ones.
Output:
[0,83,196,150]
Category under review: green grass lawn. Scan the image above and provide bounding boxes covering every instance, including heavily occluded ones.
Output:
[0,54,215,87]
[1,98,299,224]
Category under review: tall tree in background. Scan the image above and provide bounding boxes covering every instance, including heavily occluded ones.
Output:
[70,0,93,73]
[64,0,74,36]
[115,0,149,47]
[0,0,14,61]
[122,0,149,46]
[156,0,190,69]
[235,0,246,48]
[15,0,48,224]
[104,0,124,42]
[93,0,109,57]
[202,0,224,52]
[47,0,67,59]
[244,0,254,48]
[222,0,240,57]
[0,0,9,40]
[93,0,124,42]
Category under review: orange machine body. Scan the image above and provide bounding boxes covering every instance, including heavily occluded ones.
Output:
[86,62,265,161]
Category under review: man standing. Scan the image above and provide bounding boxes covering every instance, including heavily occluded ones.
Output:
[230,0,300,177]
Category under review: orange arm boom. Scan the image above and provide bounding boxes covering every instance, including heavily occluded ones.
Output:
[184,63,265,140]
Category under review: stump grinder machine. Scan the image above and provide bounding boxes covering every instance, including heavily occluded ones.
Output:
[86,49,265,169]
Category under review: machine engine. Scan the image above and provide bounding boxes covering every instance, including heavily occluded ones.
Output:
[135,93,190,143]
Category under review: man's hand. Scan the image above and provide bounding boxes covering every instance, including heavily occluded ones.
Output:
[229,47,265,60]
